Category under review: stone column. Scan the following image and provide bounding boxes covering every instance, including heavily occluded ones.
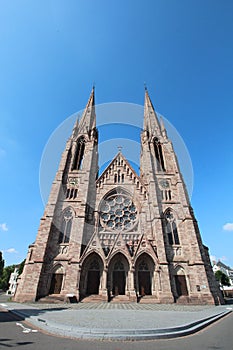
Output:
[76,266,81,301]
[101,268,108,301]
[129,269,136,301]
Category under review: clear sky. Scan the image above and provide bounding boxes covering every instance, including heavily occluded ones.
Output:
[0,0,233,267]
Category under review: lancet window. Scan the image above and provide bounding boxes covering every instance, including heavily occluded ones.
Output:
[72,136,85,170]
[153,138,165,172]
[58,207,73,243]
[164,209,180,245]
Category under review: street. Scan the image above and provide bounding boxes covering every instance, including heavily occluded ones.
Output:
[0,307,233,350]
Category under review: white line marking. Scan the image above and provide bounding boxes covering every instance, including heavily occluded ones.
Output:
[16,322,38,333]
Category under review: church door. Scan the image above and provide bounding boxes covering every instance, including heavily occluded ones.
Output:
[137,258,152,296]
[49,273,63,294]
[138,271,151,296]
[87,270,100,295]
[113,271,125,295]
[175,275,188,296]
[112,260,126,295]
[86,258,101,295]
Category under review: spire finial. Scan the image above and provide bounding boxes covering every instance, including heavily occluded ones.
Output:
[117,145,123,153]
[144,82,147,91]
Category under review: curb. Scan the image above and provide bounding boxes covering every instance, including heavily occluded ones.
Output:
[8,308,232,341]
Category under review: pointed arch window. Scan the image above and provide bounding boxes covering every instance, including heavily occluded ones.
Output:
[58,207,73,243]
[164,209,180,245]
[72,136,85,170]
[153,138,165,172]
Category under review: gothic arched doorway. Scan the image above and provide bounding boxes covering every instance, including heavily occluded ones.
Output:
[87,259,101,295]
[108,253,129,297]
[174,266,189,299]
[113,260,125,295]
[135,254,155,296]
[79,253,104,298]
[49,265,64,294]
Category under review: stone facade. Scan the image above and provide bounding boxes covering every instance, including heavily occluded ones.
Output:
[14,88,223,305]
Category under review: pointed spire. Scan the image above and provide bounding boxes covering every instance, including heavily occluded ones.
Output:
[76,87,96,135]
[160,117,168,139]
[71,117,79,139]
[143,88,162,137]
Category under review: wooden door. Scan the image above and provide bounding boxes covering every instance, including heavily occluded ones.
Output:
[138,271,151,295]
[175,275,188,296]
[87,270,100,295]
[49,273,63,294]
[112,271,125,295]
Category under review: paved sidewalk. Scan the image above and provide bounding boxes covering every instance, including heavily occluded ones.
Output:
[0,297,232,341]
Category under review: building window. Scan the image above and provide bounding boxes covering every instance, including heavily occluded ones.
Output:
[72,136,85,170]
[99,191,137,232]
[58,207,73,243]
[153,138,165,172]
[164,209,180,245]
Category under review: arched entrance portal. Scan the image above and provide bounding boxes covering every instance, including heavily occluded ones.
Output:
[87,259,101,295]
[174,266,189,299]
[108,253,129,297]
[49,265,64,294]
[113,260,125,295]
[135,254,155,297]
[79,253,104,299]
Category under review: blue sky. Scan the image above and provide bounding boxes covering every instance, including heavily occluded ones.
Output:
[0,0,233,267]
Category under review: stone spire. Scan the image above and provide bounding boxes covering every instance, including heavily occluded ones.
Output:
[143,88,162,138]
[160,117,168,139]
[73,87,96,138]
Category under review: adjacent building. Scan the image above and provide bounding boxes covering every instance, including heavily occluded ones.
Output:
[213,260,233,297]
[7,267,19,296]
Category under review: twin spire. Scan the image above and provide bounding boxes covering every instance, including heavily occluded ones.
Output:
[144,88,165,138]
[72,87,96,138]
[72,86,166,139]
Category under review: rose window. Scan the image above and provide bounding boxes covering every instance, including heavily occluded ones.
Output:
[100,194,137,231]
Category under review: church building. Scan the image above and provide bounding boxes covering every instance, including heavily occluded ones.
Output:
[14,88,222,304]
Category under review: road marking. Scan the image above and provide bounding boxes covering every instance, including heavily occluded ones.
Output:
[16,322,38,333]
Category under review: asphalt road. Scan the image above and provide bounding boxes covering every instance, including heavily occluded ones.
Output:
[0,307,233,350]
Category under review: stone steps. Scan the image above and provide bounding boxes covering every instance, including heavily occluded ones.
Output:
[138,295,159,304]
[80,295,107,303]
[38,294,65,304]
[110,295,132,303]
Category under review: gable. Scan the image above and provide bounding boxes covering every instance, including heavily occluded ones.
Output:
[96,152,147,195]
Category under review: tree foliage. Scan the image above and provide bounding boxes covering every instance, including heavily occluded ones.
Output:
[0,252,4,279]
[0,258,26,291]
[0,265,16,291]
[215,270,231,287]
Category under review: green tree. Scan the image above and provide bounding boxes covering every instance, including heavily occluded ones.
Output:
[0,252,4,279]
[0,265,16,291]
[215,270,231,297]
[215,270,231,287]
